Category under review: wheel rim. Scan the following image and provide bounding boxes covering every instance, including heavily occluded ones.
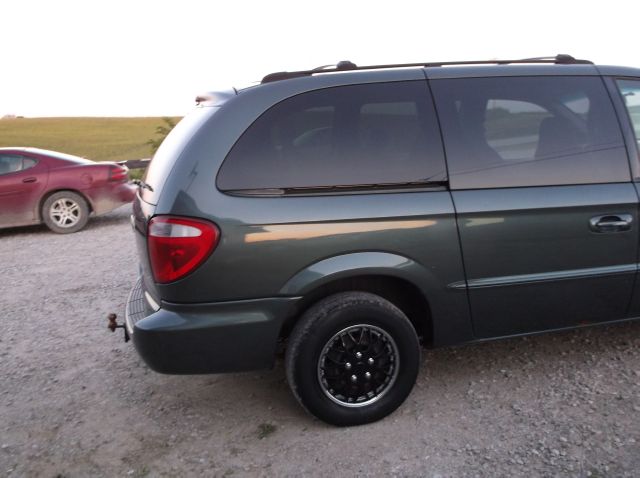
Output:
[50,198,81,228]
[317,324,399,408]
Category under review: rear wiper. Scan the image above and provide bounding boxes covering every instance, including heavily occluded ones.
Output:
[133,179,154,192]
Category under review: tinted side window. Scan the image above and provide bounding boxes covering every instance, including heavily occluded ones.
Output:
[218,81,446,191]
[0,154,33,175]
[431,77,629,189]
[617,79,640,147]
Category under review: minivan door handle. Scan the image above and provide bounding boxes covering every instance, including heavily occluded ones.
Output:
[589,214,633,233]
[22,177,37,183]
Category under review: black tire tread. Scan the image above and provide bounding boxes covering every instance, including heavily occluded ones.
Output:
[285,291,419,425]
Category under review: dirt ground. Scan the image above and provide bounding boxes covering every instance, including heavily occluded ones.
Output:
[1,205,639,477]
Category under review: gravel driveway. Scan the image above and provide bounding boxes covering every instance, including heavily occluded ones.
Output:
[1,205,639,477]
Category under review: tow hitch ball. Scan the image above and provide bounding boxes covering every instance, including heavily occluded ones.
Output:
[107,313,130,343]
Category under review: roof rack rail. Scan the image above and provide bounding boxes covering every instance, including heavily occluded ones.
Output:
[261,54,593,84]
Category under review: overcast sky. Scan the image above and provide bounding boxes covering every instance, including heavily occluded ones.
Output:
[2,0,639,117]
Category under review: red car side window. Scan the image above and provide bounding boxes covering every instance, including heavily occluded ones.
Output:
[23,158,37,170]
[0,154,27,175]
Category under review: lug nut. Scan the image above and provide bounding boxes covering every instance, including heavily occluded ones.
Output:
[355,352,363,359]
[345,362,352,370]
[365,372,371,380]
[350,374,358,383]
[368,357,374,365]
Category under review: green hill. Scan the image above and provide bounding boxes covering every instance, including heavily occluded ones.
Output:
[0,117,181,162]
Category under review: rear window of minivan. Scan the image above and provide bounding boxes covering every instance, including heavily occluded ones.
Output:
[141,107,214,205]
[217,81,446,191]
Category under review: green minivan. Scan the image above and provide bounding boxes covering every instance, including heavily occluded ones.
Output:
[123,55,640,425]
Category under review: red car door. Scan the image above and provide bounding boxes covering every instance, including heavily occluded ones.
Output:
[0,153,49,227]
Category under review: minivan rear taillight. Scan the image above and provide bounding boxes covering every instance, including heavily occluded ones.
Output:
[147,216,220,283]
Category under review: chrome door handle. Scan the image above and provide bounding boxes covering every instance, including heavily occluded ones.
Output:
[589,214,633,233]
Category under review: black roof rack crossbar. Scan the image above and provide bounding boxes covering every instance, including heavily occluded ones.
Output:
[261,54,593,84]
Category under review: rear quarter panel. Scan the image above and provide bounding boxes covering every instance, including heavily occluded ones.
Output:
[154,189,472,345]
[44,161,131,215]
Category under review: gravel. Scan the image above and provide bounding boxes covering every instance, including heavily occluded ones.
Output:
[1,204,639,476]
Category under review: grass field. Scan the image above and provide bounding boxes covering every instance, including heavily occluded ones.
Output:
[0,117,181,162]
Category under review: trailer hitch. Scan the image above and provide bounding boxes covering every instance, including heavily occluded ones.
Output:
[107,313,130,342]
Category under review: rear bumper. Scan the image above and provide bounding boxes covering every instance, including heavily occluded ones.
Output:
[125,278,300,374]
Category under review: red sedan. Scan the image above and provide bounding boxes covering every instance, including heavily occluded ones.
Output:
[0,148,136,233]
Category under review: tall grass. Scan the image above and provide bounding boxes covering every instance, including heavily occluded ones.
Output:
[0,117,181,162]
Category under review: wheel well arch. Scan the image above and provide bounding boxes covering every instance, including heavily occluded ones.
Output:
[38,189,93,220]
[281,274,433,346]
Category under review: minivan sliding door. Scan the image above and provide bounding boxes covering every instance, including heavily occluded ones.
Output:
[431,75,638,338]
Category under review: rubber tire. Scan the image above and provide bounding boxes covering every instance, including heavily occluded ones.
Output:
[42,191,90,234]
[286,291,420,426]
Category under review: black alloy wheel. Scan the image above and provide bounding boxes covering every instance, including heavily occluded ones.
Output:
[286,291,421,426]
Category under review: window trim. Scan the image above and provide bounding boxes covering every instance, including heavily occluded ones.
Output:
[222,180,449,197]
